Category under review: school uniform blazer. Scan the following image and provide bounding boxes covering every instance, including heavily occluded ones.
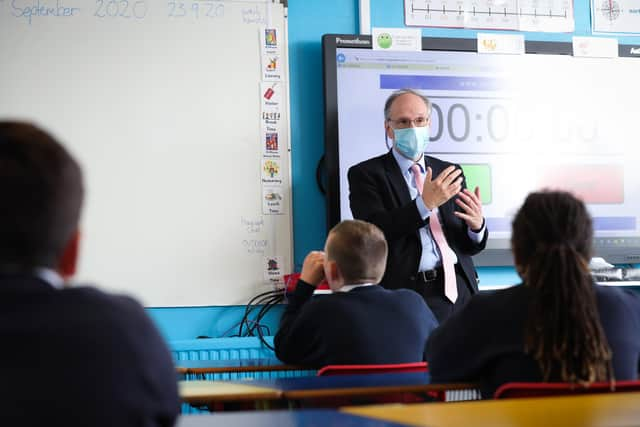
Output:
[0,274,179,427]
[425,283,640,398]
[274,281,439,367]
[348,150,488,292]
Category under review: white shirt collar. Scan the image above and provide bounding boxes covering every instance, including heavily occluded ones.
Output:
[34,267,65,289]
[337,283,375,293]
[391,148,424,174]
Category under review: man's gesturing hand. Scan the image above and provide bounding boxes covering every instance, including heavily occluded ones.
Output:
[421,165,463,210]
[454,187,484,231]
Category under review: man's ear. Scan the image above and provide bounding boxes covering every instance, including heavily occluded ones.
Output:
[58,229,80,279]
[385,120,394,142]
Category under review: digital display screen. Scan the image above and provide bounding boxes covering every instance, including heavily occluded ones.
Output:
[323,35,640,265]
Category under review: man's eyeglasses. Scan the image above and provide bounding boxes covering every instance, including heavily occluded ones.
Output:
[387,117,430,129]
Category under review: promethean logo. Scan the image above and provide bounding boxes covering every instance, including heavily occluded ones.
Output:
[630,47,640,55]
[336,37,370,46]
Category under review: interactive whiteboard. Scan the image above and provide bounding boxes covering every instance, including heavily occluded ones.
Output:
[323,35,640,266]
[0,0,292,306]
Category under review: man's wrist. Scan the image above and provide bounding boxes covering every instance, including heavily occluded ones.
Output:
[421,195,436,210]
[470,218,485,233]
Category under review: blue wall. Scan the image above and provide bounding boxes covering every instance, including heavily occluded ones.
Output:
[288,0,358,271]
[147,304,284,342]
[151,0,638,342]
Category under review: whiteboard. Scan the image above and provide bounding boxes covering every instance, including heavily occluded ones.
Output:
[0,0,292,306]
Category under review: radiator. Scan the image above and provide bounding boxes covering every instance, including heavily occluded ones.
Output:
[171,336,316,413]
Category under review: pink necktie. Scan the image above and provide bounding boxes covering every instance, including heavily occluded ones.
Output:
[411,164,458,303]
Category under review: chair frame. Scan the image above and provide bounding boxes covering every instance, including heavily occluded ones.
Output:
[316,362,428,376]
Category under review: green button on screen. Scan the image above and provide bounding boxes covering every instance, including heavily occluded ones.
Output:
[460,164,492,205]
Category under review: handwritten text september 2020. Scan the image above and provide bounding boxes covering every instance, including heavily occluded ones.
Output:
[11,0,80,24]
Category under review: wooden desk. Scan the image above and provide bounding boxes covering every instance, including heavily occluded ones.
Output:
[242,372,477,400]
[175,358,307,375]
[343,390,640,427]
[176,409,409,427]
[180,373,478,408]
[179,380,281,406]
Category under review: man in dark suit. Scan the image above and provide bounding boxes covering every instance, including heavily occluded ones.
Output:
[274,219,438,367]
[348,89,488,323]
[0,122,179,426]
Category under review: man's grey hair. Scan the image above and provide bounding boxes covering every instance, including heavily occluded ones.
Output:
[383,88,432,121]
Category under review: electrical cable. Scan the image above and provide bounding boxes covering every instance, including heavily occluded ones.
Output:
[246,292,283,336]
[257,317,275,351]
[245,292,283,335]
[254,292,285,350]
[254,296,283,348]
[238,289,281,337]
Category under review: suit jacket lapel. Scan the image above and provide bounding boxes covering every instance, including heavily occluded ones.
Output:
[382,151,412,207]
[423,155,445,177]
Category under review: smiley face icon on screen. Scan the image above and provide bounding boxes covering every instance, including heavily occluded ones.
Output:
[377,33,392,49]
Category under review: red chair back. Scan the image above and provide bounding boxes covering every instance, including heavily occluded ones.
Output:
[317,362,428,376]
[494,380,640,399]
[311,362,433,405]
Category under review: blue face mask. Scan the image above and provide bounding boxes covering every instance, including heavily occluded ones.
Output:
[393,127,429,160]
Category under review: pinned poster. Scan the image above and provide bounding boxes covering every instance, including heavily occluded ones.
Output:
[572,36,618,57]
[404,0,574,32]
[261,158,283,185]
[477,33,525,54]
[260,27,283,81]
[371,28,421,51]
[263,255,284,286]
[262,129,280,157]
[592,0,640,34]
[262,186,286,215]
[261,110,282,127]
[260,81,283,157]
[261,81,283,109]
